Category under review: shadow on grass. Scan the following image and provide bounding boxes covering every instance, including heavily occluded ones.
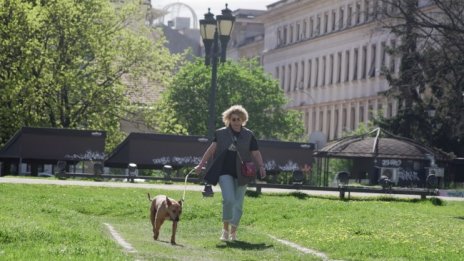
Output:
[245,190,262,198]
[155,239,185,247]
[251,191,311,199]
[217,240,273,251]
[430,197,445,206]
[455,216,464,221]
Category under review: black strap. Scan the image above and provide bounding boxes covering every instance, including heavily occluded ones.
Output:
[229,130,244,164]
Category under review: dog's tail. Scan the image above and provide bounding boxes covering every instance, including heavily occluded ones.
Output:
[147,193,152,201]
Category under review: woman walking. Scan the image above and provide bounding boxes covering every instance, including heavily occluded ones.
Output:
[195,105,266,241]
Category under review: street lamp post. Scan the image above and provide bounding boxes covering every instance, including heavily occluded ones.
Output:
[199,5,235,197]
[199,5,235,140]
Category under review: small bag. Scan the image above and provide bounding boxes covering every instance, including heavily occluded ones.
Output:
[240,161,256,177]
[230,131,256,178]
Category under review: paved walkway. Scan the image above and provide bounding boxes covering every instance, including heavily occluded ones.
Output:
[1,176,463,201]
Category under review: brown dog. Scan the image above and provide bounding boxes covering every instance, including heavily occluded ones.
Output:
[148,193,183,245]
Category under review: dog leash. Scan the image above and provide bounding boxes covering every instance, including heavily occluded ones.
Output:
[182,168,197,202]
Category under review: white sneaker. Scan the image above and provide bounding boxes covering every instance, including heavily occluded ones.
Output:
[220,229,229,241]
[230,231,237,241]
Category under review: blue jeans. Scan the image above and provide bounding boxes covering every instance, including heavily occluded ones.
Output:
[218,175,247,227]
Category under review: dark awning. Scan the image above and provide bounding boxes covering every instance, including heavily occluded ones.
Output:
[0,127,106,164]
[258,140,314,171]
[104,133,210,169]
[104,133,315,171]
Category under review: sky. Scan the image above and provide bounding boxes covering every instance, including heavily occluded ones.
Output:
[151,0,275,26]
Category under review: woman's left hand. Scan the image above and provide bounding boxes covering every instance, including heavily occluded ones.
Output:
[251,150,266,179]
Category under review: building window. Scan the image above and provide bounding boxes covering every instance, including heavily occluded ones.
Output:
[387,102,393,117]
[368,102,374,120]
[281,66,286,91]
[361,45,368,79]
[287,64,292,92]
[283,26,288,45]
[300,60,305,89]
[353,48,359,80]
[378,0,385,18]
[359,105,365,123]
[350,107,356,130]
[324,12,329,34]
[390,39,397,73]
[312,110,317,131]
[319,110,324,132]
[316,15,321,36]
[369,43,377,78]
[327,110,332,137]
[305,111,309,133]
[307,59,312,88]
[345,50,350,82]
[309,17,314,37]
[303,20,307,39]
[315,58,319,87]
[332,10,337,31]
[322,56,326,86]
[337,52,342,83]
[329,54,334,85]
[339,7,345,30]
[380,41,387,69]
[377,102,383,114]
[277,28,282,46]
[294,62,298,90]
[364,0,370,22]
[290,25,294,43]
[347,5,353,27]
[356,1,361,24]
[296,23,301,41]
[342,108,347,132]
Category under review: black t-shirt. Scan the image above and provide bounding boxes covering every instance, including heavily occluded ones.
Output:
[213,129,258,178]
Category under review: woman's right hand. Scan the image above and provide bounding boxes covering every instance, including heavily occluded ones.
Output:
[194,165,204,175]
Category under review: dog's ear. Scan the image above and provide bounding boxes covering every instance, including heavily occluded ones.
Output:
[179,199,183,206]
[166,196,172,206]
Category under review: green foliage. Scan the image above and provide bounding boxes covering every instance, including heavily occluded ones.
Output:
[343,120,377,137]
[328,158,353,182]
[155,58,305,141]
[377,0,464,156]
[0,0,179,151]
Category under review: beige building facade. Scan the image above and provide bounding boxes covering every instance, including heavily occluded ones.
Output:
[260,0,402,141]
[227,9,266,62]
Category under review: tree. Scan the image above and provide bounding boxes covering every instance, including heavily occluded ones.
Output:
[375,0,464,156]
[154,58,305,141]
[0,0,179,150]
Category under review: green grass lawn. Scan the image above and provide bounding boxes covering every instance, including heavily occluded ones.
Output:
[0,182,463,260]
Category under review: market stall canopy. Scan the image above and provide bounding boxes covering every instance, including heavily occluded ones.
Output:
[258,140,314,171]
[104,133,210,169]
[314,128,451,161]
[0,127,106,163]
[104,133,315,171]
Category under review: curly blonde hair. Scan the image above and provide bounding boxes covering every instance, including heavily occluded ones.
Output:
[222,105,249,126]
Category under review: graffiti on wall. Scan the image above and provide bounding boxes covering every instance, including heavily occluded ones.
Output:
[397,168,420,186]
[65,150,105,161]
[152,156,202,166]
[381,159,402,167]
